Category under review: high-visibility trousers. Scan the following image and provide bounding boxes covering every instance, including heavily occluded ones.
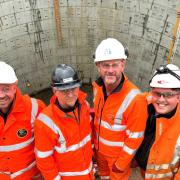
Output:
[95,151,131,180]
[60,171,94,180]
[0,167,41,180]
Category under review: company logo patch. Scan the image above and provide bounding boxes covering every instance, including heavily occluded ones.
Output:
[157,80,168,84]
[104,48,112,56]
[17,129,28,137]
[63,77,73,83]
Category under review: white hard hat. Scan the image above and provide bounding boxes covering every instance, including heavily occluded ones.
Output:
[150,64,180,88]
[0,61,18,84]
[94,38,127,62]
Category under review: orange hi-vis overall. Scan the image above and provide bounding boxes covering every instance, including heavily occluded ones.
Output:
[35,91,93,180]
[0,89,45,180]
[93,76,148,180]
[144,103,180,180]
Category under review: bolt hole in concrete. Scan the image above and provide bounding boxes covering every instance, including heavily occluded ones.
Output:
[32,84,142,179]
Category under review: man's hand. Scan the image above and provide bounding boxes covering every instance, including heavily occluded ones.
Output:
[32,173,44,180]
[112,163,124,173]
[131,159,139,168]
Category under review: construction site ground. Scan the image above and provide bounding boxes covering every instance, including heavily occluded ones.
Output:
[95,168,142,180]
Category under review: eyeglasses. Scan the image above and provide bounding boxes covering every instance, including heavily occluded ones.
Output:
[100,61,123,70]
[151,91,179,99]
[60,87,79,95]
[0,86,15,94]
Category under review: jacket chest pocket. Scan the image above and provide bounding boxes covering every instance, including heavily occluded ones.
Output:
[5,121,33,144]
[152,137,177,164]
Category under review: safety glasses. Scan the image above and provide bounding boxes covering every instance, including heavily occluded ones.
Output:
[151,91,179,99]
[58,87,79,96]
[100,61,124,70]
[0,85,15,94]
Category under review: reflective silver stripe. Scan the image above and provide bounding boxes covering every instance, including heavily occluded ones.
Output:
[0,161,36,178]
[100,176,110,179]
[100,120,126,131]
[55,134,91,153]
[35,148,54,158]
[126,130,144,138]
[0,137,34,152]
[37,114,91,154]
[37,113,66,150]
[171,155,180,166]
[114,89,140,124]
[59,162,92,176]
[0,98,39,152]
[172,135,180,163]
[123,145,137,155]
[85,100,90,108]
[146,163,180,171]
[174,168,178,173]
[146,135,180,171]
[11,161,36,179]
[11,161,36,178]
[146,136,180,178]
[30,98,38,130]
[54,174,61,180]
[145,172,173,179]
[99,136,124,147]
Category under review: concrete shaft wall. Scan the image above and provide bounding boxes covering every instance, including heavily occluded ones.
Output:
[0,0,180,93]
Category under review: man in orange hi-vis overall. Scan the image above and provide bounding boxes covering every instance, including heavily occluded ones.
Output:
[135,64,180,180]
[34,64,93,180]
[0,61,45,180]
[92,38,148,180]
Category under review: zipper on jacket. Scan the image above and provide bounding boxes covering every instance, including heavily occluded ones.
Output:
[76,102,91,179]
[73,108,80,124]
[73,102,82,125]
[97,94,111,151]
[97,97,104,151]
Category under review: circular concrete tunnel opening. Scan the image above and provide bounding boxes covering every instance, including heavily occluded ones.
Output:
[0,0,180,102]
[0,1,180,179]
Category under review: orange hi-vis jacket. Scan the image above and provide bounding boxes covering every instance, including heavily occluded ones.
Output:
[0,88,45,180]
[34,91,93,180]
[144,103,180,180]
[93,76,148,171]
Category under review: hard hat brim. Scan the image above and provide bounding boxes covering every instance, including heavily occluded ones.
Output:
[94,56,127,62]
[0,78,18,84]
[150,74,180,88]
[53,81,82,90]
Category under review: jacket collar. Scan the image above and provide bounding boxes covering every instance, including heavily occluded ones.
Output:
[11,88,25,113]
[55,99,79,113]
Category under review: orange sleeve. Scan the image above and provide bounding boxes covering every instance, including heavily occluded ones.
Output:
[115,94,148,171]
[34,118,60,180]
[36,99,46,115]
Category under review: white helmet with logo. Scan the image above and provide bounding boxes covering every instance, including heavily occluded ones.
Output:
[94,38,127,62]
[0,61,18,84]
[150,64,180,88]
